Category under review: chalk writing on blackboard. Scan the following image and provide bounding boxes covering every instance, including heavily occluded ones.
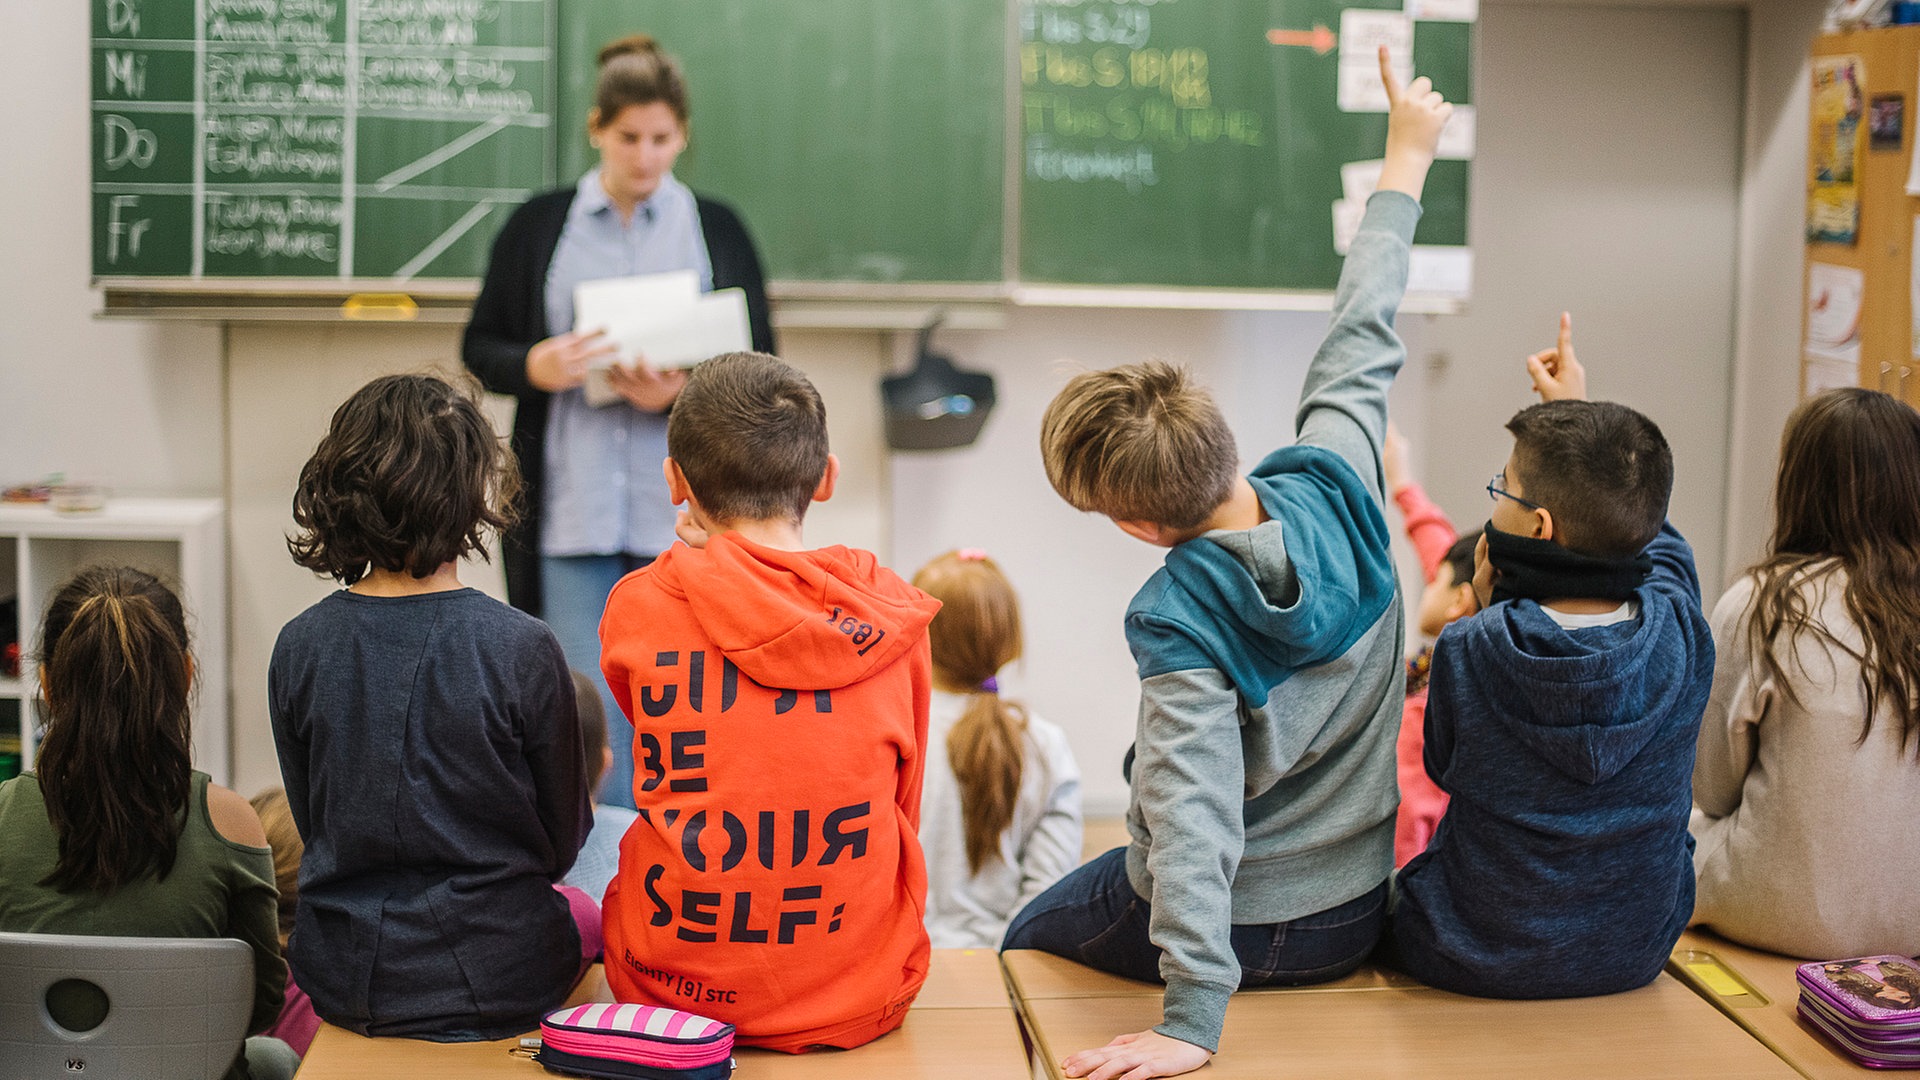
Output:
[92,0,552,279]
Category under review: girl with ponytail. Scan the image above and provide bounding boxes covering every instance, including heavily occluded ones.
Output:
[911,550,1082,949]
[0,566,294,1080]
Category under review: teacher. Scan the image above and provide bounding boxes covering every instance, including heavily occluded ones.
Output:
[463,34,775,808]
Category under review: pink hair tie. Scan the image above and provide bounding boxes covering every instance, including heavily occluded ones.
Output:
[956,548,989,562]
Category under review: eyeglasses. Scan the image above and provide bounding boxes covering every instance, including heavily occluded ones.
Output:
[1487,471,1545,511]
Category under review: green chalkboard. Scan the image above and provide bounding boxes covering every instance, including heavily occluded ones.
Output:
[557,0,1007,284]
[1017,0,1472,289]
[91,0,554,280]
[92,1,1471,294]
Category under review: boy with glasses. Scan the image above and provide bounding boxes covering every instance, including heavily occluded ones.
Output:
[1382,315,1714,998]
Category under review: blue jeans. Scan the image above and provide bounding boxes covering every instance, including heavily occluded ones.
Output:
[1002,847,1388,987]
[541,553,654,810]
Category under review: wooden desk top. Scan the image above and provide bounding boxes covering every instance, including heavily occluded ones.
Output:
[1000,949,1418,1000]
[1670,928,1882,1080]
[1012,974,1801,1080]
[296,950,1029,1079]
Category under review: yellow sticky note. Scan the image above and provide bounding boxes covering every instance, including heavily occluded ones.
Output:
[1687,960,1749,998]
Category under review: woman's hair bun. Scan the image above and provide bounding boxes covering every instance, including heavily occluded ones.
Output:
[598,34,661,68]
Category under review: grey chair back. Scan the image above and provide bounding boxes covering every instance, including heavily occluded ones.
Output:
[0,930,252,1080]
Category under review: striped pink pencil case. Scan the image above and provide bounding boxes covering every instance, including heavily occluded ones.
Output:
[534,1002,735,1080]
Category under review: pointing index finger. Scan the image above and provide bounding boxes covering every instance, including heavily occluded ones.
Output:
[1557,311,1574,357]
[1378,45,1402,106]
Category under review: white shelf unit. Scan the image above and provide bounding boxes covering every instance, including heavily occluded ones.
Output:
[0,498,227,786]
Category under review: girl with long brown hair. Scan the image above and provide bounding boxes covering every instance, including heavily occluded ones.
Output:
[1692,388,1920,958]
[911,550,1082,949]
[0,566,293,1080]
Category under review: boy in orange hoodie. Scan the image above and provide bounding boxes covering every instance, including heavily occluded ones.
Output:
[599,351,940,1052]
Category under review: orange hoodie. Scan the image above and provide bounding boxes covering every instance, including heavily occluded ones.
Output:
[598,533,940,1052]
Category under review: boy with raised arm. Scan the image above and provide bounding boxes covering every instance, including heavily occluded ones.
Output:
[1004,51,1451,1080]
[1383,319,1712,998]
[598,352,942,1051]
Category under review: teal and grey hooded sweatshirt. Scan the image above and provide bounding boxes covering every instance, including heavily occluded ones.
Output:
[1122,191,1418,1051]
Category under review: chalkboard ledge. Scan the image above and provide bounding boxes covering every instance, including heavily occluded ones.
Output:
[1012,285,1465,316]
[93,279,1465,326]
[96,278,481,324]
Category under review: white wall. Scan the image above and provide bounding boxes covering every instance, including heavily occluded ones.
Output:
[1417,2,1746,593]
[0,2,222,496]
[1726,0,1826,584]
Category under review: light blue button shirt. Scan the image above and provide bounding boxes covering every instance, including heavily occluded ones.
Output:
[541,169,713,557]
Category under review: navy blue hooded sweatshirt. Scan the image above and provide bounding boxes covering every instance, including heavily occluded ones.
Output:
[1387,522,1712,997]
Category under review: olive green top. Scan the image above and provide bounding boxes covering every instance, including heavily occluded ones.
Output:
[0,769,285,1078]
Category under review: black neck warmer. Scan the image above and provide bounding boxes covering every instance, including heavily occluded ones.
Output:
[1481,520,1652,605]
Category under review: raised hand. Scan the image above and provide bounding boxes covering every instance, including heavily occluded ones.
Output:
[1376,46,1454,201]
[1525,312,1587,402]
[526,329,617,392]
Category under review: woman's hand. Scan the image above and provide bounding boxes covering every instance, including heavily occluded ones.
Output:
[605,358,689,413]
[526,330,617,392]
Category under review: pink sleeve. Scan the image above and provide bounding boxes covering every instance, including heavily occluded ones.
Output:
[1393,483,1460,584]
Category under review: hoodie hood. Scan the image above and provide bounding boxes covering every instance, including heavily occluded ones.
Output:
[1453,595,1684,785]
[1138,445,1395,698]
[646,533,939,691]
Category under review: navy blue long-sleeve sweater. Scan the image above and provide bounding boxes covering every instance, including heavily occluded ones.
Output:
[1387,523,1712,998]
[270,588,591,1040]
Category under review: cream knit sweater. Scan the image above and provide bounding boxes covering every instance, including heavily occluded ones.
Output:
[1691,566,1920,958]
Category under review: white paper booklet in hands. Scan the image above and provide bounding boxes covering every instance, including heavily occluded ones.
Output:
[573,270,753,407]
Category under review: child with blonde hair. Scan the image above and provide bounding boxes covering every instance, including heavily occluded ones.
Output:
[912,549,1082,950]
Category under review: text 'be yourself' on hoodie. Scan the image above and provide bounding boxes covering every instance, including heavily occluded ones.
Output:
[599,533,940,1052]
[1388,523,1713,998]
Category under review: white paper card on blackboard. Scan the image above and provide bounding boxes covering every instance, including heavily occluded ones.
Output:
[1341,159,1385,203]
[1438,105,1476,160]
[1338,10,1414,112]
[1407,0,1479,22]
[1332,199,1366,255]
[1407,246,1474,298]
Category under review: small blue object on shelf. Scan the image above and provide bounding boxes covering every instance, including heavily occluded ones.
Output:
[1895,1,1920,24]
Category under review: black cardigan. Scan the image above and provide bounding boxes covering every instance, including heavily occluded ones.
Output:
[462,189,776,617]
